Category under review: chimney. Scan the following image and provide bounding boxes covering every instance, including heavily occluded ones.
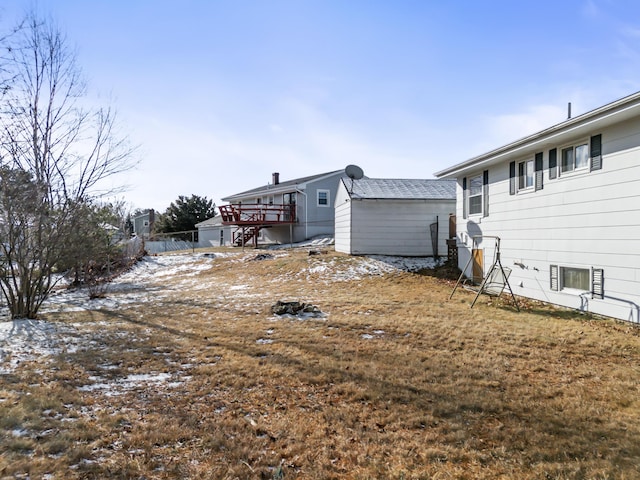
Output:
[567,102,572,119]
[272,172,280,185]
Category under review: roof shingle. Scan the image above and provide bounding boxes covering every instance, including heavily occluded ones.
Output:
[348,178,456,200]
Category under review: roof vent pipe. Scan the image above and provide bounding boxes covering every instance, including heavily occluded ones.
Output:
[567,102,572,119]
[272,172,280,185]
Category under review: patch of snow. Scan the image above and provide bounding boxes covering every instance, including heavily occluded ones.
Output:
[1,250,441,375]
[97,364,120,370]
[308,265,329,274]
[267,235,334,250]
[362,330,385,340]
[77,372,175,396]
[0,319,81,374]
[367,255,445,272]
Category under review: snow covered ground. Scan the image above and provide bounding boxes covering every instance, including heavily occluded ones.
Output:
[0,248,443,376]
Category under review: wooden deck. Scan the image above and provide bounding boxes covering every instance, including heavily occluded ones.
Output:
[219,203,296,246]
[218,204,296,226]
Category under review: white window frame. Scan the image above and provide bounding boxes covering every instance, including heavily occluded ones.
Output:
[317,189,330,207]
[518,159,534,191]
[468,174,483,215]
[560,266,590,293]
[560,140,589,175]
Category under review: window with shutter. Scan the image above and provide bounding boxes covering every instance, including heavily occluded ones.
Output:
[518,160,534,190]
[551,264,599,294]
[514,154,542,193]
[468,174,483,215]
[560,140,589,175]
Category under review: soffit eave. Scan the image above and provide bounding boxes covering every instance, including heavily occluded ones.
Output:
[435,92,640,179]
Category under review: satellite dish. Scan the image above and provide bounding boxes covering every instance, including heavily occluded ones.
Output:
[345,164,364,195]
[345,164,364,180]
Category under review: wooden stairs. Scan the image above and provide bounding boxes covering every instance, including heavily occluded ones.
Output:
[233,226,262,247]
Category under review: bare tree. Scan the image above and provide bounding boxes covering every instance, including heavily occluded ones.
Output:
[0,13,136,319]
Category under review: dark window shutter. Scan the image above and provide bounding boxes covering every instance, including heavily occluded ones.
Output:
[592,268,604,299]
[550,265,559,291]
[509,161,516,195]
[483,170,489,217]
[462,177,468,219]
[549,148,557,179]
[590,134,602,171]
[535,152,544,191]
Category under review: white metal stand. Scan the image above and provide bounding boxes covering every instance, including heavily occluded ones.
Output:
[450,235,520,311]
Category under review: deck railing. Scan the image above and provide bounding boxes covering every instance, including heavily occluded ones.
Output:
[219,203,296,225]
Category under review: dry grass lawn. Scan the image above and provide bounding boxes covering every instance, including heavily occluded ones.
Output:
[1,247,640,479]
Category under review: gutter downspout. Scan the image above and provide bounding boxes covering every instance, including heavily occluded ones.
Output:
[296,189,308,241]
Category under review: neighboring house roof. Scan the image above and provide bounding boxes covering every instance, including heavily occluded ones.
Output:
[195,215,223,228]
[346,178,456,200]
[435,90,640,178]
[132,209,154,220]
[222,170,344,202]
[100,223,120,231]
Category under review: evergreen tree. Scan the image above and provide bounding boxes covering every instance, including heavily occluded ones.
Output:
[156,195,217,240]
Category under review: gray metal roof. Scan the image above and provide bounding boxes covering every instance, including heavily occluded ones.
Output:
[347,178,456,200]
[222,170,344,201]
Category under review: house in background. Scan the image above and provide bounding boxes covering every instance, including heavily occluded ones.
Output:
[334,178,456,257]
[195,215,232,247]
[435,91,640,323]
[218,170,348,246]
[132,209,155,239]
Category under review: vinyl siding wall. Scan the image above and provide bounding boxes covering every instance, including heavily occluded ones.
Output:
[334,182,352,253]
[198,225,232,247]
[344,198,454,256]
[304,173,344,239]
[456,118,640,322]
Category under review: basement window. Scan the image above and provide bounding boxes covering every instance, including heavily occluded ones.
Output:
[550,265,603,298]
[561,267,590,291]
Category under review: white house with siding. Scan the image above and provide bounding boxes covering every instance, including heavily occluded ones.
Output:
[195,215,232,247]
[435,91,640,323]
[219,171,348,246]
[334,177,456,257]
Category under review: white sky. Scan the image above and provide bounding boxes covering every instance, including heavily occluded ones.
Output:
[2,0,640,212]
